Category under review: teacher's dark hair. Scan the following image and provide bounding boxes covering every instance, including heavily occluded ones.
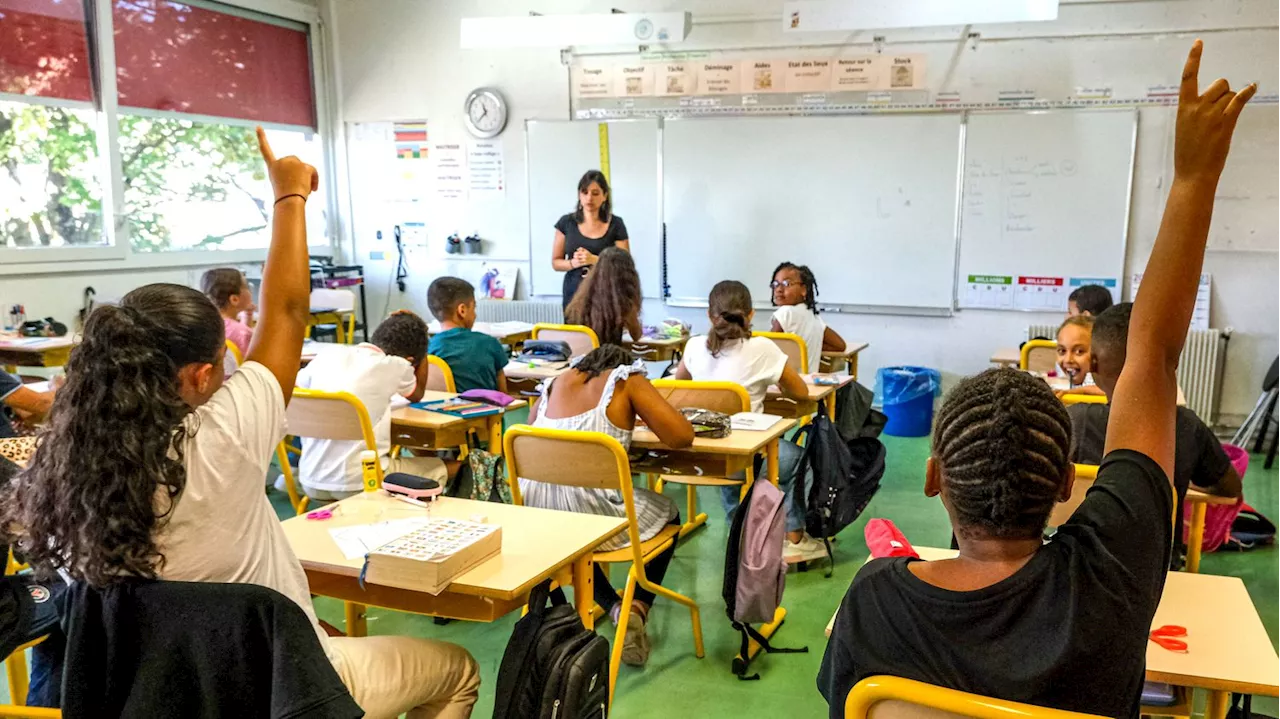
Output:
[3,284,225,587]
[565,247,640,346]
[573,170,612,223]
[706,280,754,358]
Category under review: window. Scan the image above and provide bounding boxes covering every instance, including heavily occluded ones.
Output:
[0,0,324,258]
[0,0,106,248]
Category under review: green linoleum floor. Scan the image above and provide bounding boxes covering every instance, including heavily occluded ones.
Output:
[268,422,1280,719]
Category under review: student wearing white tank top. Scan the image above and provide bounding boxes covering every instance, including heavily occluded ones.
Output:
[769,262,846,375]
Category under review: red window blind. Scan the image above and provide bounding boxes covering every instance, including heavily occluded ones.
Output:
[0,0,94,102]
[113,0,315,128]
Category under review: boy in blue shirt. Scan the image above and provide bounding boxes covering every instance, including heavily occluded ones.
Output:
[427,277,509,393]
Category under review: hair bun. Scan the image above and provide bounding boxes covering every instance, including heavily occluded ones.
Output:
[720,311,746,327]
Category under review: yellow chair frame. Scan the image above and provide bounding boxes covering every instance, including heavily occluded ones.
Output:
[1059,393,1107,406]
[846,676,1107,719]
[275,388,383,515]
[425,355,457,393]
[649,379,753,537]
[754,330,809,375]
[503,424,704,705]
[1019,339,1058,374]
[532,323,600,358]
[224,340,243,365]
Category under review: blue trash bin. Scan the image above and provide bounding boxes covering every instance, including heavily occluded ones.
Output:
[874,366,942,437]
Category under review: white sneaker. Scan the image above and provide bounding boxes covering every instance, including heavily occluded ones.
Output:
[272,474,287,493]
[783,534,828,563]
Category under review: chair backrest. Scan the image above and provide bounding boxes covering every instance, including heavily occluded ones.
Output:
[1047,463,1099,528]
[425,355,456,392]
[532,323,599,358]
[504,425,640,552]
[223,340,243,377]
[846,676,1108,719]
[1060,393,1107,406]
[754,331,808,375]
[1020,340,1058,374]
[310,288,356,312]
[285,388,378,446]
[651,379,750,415]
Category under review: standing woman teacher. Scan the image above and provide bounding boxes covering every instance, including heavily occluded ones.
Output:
[552,170,629,310]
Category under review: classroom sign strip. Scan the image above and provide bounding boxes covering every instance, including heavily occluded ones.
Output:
[962,275,1119,312]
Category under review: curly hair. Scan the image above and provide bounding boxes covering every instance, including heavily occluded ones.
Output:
[572,170,612,223]
[3,284,224,586]
[573,345,635,380]
[372,312,429,368]
[200,268,246,309]
[770,261,820,313]
[706,280,753,358]
[932,368,1072,540]
[564,247,640,346]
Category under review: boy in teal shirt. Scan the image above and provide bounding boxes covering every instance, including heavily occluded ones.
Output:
[427,277,509,393]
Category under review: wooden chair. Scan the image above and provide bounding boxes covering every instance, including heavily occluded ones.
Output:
[1019,340,1057,375]
[275,388,383,515]
[425,355,457,392]
[846,676,1107,718]
[504,424,704,704]
[223,340,243,377]
[649,379,752,537]
[754,330,809,374]
[308,288,358,344]
[532,323,599,359]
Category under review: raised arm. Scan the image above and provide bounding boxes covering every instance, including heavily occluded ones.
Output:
[1104,41,1255,481]
[245,127,319,405]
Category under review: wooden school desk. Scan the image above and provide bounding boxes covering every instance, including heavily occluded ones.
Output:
[990,347,1021,368]
[765,378,845,421]
[282,492,626,633]
[627,335,689,363]
[820,341,871,380]
[503,359,568,397]
[429,321,532,349]
[1043,375,1188,407]
[825,548,1280,719]
[0,336,74,371]
[1182,489,1240,574]
[389,390,527,456]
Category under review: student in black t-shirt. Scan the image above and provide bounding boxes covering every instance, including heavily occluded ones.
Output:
[818,41,1255,719]
[551,170,630,310]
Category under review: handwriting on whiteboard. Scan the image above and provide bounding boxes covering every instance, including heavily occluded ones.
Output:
[965,155,1085,240]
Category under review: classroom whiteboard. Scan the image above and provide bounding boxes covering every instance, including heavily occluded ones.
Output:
[525,119,663,299]
[662,114,963,313]
[1187,104,1277,253]
[956,110,1136,311]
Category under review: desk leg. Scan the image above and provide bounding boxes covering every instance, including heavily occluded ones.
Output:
[572,554,594,631]
[1205,690,1230,719]
[487,415,504,455]
[1186,503,1207,573]
[826,394,837,421]
[344,601,368,637]
[850,354,858,382]
[766,439,780,486]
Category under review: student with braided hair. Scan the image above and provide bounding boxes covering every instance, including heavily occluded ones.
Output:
[769,262,845,374]
[819,41,1255,718]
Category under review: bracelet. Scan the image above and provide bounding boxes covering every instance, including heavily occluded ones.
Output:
[274,193,307,205]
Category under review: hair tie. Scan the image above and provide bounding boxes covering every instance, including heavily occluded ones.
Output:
[721,311,746,328]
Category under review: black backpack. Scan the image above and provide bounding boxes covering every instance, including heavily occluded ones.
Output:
[492,580,610,719]
[794,404,885,576]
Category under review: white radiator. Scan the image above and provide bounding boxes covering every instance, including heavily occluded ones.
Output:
[476,300,562,326]
[1026,324,1229,423]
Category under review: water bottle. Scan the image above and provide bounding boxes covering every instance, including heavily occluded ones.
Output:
[360,450,379,493]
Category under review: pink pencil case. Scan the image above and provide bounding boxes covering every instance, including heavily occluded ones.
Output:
[383,473,444,501]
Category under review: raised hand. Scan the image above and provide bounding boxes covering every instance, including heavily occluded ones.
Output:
[1175,40,1256,186]
[257,126,319,202]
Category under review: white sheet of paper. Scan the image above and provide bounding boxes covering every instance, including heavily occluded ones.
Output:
[328,518,432,560]
[731,412,785,431]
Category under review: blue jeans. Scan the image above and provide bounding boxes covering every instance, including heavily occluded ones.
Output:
[720,438,810,534]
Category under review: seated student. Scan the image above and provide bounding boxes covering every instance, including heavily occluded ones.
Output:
[520,344,694,666]
[1054,315,1105,397]
[565,246,643,346]
[1067,283,1114,318]
[0,371,54,438]
[769,262,845,373]
[674,280,824,561]
[4,129,481,716]
[296,310,454,501]
[201,268,255,359]
[1068,302,1241,518]
[818,42,1252,717]
[427,277,509,394]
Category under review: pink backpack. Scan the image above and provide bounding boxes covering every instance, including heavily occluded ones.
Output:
[1181,443,1249,553]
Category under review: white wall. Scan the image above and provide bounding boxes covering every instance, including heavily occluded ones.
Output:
[330,0,1278,423]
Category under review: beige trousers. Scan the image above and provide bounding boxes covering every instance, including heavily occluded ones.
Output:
[327,635,480,719]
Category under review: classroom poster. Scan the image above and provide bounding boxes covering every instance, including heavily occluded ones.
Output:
[885,55,926,90]
[743,60,783,93]
[784,58,832,93]
[393,121,429,159]
[572,65,613,98]
[1014,276,1066,311]
[697,62,740,94]
[961,274,1014,309]
[655,62,694,96]
[1067,277,1120,304]
[466,140,504,199]
[430,142,467,203]
[831,57,879,90]
[614,65,654,97]
[1132,273,1210,329]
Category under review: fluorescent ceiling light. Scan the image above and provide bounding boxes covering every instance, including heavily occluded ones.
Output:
[461,12,692,49]
[783,0,1059,31]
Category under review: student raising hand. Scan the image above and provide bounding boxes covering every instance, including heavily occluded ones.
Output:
[245,127,320,404]
[1174,40,1257,187]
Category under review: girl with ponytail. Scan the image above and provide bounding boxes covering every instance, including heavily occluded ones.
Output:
[5,129,480,716]
[674,280,823,561]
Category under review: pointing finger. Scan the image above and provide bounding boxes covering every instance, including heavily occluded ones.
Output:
[256,126,276,164]
[1180,39,1202,104]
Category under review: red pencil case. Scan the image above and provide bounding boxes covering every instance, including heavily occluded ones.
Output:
[864,518,919,559]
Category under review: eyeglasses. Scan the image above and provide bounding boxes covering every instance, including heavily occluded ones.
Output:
[770,279,805,289]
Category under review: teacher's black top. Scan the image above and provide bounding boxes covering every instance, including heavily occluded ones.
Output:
[555,213,629,309]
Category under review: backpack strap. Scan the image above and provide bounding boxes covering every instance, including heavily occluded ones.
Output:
[730,621,809,681]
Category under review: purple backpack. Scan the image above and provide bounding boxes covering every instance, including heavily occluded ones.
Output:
[722,478,807,680]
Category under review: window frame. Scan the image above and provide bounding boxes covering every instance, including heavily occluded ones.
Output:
[0,0,333,274]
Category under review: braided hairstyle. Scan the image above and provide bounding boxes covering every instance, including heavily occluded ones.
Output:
[932,368,1073,540]
[706,280,753,358]
[573,344,634,380]
[770,262,819,313]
